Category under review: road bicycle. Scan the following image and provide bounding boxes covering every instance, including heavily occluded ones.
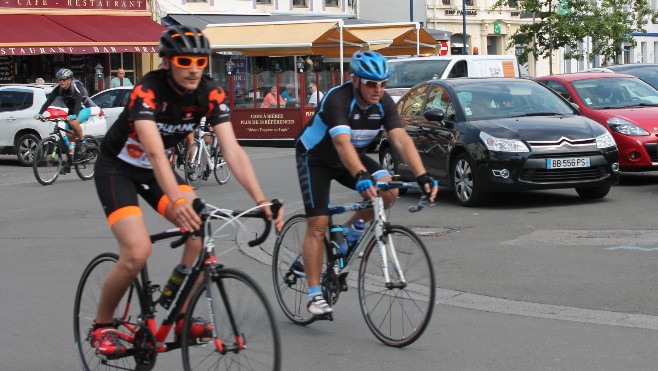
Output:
[74,199,283,371]
[272,181,436,347]
[32,113,100,186]
[168,139,186,171]
[184,127,231,189]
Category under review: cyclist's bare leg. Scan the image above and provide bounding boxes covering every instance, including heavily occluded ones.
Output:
[302,215,329,287]
[68,118,84,142]
[95,215,152,324]
[344,175,398,226]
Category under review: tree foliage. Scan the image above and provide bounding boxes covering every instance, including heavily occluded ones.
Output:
[491,0,651,71]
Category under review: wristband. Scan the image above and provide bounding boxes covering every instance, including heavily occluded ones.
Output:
[256,199,269,206]
[172,198,187,209]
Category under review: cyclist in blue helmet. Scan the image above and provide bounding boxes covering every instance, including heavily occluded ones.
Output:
[295,50,438,316]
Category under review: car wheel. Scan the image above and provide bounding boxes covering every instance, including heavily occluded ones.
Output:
[379,145,407,195]
[16,133,40,167]
[451,152,486,207]
[575,186,610,199]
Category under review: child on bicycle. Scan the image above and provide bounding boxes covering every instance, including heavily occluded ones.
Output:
[90,25,283,356]
[294,50,438,316]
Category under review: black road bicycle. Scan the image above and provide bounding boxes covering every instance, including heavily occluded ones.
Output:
[74,199,282,371]
[32,115,100,186]
[272,182,436,347]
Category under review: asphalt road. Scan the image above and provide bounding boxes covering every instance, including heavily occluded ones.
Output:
[2,149,658,370]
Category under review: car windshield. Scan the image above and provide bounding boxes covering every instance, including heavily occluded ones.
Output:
[572,77,658,109]
[617,68,658,90]
[387,59,450,89]
[453,81,576,120]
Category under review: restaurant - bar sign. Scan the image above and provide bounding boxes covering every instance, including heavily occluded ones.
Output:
[2,0,146,11]
[0,45,158,56]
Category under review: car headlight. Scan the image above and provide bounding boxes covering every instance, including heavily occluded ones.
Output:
[607,118,650,136]
[479,132,529,152]
[595,131,616,149]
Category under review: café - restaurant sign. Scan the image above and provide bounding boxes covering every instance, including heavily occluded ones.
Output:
[1,0,146,11]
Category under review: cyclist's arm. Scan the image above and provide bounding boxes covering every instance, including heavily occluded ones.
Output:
[37,88,58,115]
[134,119,200,231]
[388,127,438,201]
[211,121,284,230]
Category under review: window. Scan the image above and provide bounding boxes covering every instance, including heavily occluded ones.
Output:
[448,61,468,78]
[293,0,307,6]
[0,91,32,112]
[325,0,339,6]
[442,0,450,4]
[400,85,427,117]
[256,0,271,4]
[426,86,456,121]
[465,0,473,5]
[543,81,571,102]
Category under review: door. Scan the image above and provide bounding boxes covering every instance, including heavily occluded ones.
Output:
[419,84,456,179]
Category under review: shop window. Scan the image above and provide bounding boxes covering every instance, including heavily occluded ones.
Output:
[256,0,272,4]
[293,0,307,6]
[442,0,450,4]
[325,0,339,6]
[465,0,473,5]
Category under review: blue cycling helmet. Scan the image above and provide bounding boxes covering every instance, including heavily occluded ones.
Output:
[350,51,391,80]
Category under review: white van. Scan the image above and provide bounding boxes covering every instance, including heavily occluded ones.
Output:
[386,55,522,101]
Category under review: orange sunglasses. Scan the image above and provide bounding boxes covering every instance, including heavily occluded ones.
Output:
[171,56,209,69]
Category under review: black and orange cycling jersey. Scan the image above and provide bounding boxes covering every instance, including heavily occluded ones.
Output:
[101,69,230,169]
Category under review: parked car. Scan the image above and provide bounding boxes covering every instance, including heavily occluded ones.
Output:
[90,86,132,128]
[535,72,658,172]
[378,78,620,206]
[385,55,522,102]
[584,64,658,90]
[0,84,107,166]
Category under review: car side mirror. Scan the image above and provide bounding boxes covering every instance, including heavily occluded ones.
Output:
[423,108,444,122]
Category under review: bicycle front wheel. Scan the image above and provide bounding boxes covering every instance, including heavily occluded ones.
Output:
[358,225,435,347]
[74,135,100,180]
[181,268,281,371]
[74,253,145,371]
[212,146,231,185]
[272,214,316,325]
[184,141,203,190]
[32,137,61,186]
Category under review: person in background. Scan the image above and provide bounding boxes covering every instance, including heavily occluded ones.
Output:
[260,86,287,108]
[110,68,133,88]
[281,83,296,101]
[307,81,324,107]
[35,77,45,85]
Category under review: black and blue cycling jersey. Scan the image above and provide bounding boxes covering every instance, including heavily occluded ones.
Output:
[296,81,403,168]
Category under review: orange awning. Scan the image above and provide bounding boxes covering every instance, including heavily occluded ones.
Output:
[345,23,440,56]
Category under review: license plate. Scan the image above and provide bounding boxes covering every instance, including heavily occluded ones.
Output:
[546,157,590,169]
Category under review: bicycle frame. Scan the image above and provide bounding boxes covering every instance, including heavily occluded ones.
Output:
[328,182,426,286]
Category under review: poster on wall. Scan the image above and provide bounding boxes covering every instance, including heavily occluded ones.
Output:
[0,57,14,83]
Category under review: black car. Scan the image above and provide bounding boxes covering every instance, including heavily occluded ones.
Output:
[378,78,620,206]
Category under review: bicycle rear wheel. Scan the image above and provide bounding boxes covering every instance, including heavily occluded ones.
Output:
[184,141,203,190]
[74,253,145,370]
[272,214,316,325]
[358,225,435,347]
[212,146,231,185]
[74,135,100,180]
[32,137,61,186]
[181,268,281,371]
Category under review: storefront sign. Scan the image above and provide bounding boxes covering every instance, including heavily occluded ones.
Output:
[444,9,478,16]
[232,110,303,139]
[1,0,146,11]
[0,45,158,56]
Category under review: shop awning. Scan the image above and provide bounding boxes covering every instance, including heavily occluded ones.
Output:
[203,19,368,58]
[344,23,440,56]
[0,14,164,56]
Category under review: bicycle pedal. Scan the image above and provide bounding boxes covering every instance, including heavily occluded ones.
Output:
[315,313,334,321]
[338,272,349,292]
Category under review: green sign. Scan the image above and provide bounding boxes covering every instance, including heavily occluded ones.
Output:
[493,21,501,34]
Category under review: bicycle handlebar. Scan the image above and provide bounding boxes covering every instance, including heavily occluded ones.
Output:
[377,181,432,213]
[164,198,283,248]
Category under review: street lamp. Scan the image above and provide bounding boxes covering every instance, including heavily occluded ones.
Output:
[296,57,305,73]
[94,63,104,92]
[462,0,467,55]
[226,58,235,75]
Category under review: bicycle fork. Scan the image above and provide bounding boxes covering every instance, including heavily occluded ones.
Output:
[372,197,407,289]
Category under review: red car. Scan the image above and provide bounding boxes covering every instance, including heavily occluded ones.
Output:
[535,73,658,171]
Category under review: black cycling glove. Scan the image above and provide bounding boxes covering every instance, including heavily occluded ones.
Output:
[354,170,375,193]
[416,173,437,196]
